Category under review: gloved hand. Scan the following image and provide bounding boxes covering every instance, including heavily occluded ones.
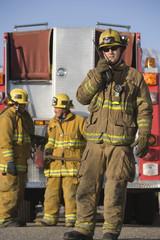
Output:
[96,59,112,84]
[43,149,53,163]
[7,161,17,176]
[131,134,149,158]
[97,58,109,76]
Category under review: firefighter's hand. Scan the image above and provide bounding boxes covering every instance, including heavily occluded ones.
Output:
[134,134,149,158]
[7,161,17,176]
[96,59,109,76]
[44,149,53,162]
[96,59,112,84]
[44,149,53,156]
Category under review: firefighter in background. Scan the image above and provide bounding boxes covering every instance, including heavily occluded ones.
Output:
[36,94,86,227]
[0,88,34,227]
[64,29,153,240]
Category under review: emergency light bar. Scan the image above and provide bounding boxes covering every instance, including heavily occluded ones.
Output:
[143,148,158,161]
[34,120,49,125]
[143,73,157,86]
[145,57,156,68]
[149,134,157,146]
[0,72,3,85]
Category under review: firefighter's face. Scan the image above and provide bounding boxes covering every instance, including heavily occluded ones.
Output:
[54,107,66,118]
[102,45,121,64]
[18,104,26,113]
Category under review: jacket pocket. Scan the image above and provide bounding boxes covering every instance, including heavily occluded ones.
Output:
[110,81,137,125]
[107,113,137,145]
[85,109,106,133]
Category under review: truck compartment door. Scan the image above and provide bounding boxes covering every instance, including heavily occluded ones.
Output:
[52,27,95,117]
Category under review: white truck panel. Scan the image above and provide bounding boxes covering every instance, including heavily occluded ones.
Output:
[8,82,53,120]
[52,27,95,118]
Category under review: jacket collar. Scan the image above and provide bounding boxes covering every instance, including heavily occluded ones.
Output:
[111,60,126,72]
[53,111,74,123]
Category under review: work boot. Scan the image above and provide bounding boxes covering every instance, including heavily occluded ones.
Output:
[103,232,119,240]
[35,219,56,226]
[65,222,75,227]
[0,220,20,228]
[63,230,93,240]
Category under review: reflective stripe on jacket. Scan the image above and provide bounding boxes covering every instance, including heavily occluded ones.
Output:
[44,111,86,177]
[76,61,153,145]
[0,106,34,173]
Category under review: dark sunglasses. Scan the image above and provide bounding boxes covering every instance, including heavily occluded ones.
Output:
[102,46,120,52]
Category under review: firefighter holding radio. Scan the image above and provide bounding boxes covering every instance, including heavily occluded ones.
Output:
[0,88,34,227]
[64,29,153,240]
[36,93,86,227]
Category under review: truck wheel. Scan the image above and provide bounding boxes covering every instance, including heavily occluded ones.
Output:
[18,200,37,223]
[123,192,133,224]
[135,191,155,225]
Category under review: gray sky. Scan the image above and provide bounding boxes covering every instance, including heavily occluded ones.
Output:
[0,0,159,66]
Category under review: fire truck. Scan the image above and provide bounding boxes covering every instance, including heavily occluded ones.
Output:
[0,22,159,224]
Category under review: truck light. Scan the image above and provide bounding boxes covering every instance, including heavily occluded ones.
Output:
[143,148,158,161]
[145,57,156,68]
[143,162,158,176]
[143,73,157,85]
[149,134,157,146]
[149,91,157,104]
[137,34,141,42]
[0,72,3,85]
[34,120,49,125]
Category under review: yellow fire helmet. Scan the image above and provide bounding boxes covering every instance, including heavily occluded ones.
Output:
[52,93,74,109]
[7,88,29,104]
[98,28,128,50]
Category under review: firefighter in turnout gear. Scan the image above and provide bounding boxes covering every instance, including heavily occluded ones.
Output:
[0,88,34,227]
[35,94,86,227]
[64,29,153,240]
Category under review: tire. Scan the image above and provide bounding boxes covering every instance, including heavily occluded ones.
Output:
[134,191,155,225]
[124,192,133,224]
[18,199,36,223]
[18,188,45,223]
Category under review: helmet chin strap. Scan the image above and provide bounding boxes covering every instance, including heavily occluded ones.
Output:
[63,107,69,115]
[58,108,69,119]
[14,104,19,112]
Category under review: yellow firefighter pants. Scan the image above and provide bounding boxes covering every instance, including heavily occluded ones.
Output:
[0,172,25,223]
[43,176,79,225]
[74,141,135,236]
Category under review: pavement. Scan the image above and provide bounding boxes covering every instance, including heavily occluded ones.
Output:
[34,204,160,226]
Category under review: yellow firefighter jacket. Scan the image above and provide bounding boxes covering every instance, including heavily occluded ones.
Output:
[44,111,86,177]
[76,61,153,145]
[0,106,34,173]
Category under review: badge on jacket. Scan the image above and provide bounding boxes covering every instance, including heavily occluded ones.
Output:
[113,85,122,97]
